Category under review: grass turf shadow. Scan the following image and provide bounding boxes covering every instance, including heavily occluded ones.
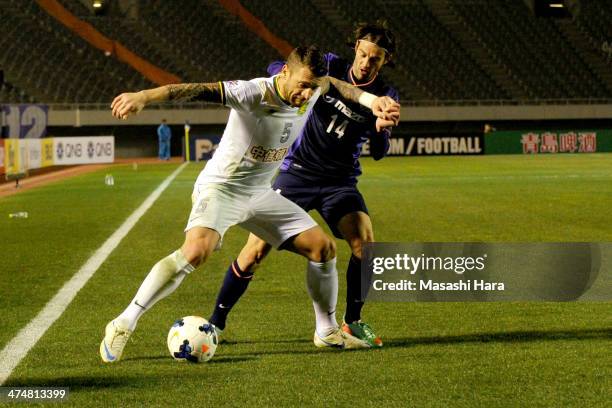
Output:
[219,338,311,345]
[3,375,139,390]
[120,354,258,364]
[384,327,612,348]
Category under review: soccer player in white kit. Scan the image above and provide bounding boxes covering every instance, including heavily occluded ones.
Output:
[100,46,400,362]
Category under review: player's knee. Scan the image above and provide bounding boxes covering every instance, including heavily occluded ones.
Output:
[349,234,374,260]
[181,247,209,268]
[310,235,336,262]
[181,238,214,267]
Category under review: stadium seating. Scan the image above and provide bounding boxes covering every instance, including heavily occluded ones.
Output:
[451,1,609,99]
[0,80,34,104]
[135,0,281,81]
[240,0,424,100]
[575,1,612,47]
[56,0,90,17]
[80,16,191,81]
[327,0,508,100]
[0,0,153,103]
[0,0,610,103]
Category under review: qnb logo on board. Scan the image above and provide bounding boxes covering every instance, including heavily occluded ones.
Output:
[61,143,83,158]
[53,137,115,164]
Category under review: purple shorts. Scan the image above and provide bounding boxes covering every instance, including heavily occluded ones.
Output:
[272,171,368,238]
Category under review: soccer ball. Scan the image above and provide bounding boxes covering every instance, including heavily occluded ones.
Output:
[167,316,218,363]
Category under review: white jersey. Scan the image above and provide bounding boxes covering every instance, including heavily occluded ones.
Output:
[195,76,320,190]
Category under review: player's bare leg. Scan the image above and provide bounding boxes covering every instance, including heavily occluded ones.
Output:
[337,211,382,347]
[100,227,219,363]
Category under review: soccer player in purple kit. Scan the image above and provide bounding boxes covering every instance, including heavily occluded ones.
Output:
[208,21,399,348]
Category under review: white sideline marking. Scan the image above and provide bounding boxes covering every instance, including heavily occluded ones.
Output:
[0,162,189,385]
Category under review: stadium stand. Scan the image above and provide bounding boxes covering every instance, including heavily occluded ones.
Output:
[450,0,610,99]
[135,0,281,81]
[0,0,611,103]
[555,1,612,91]
[0,0,153,103]
[0,80,34,104]
[240,0,433,100]
[80,17,190,80]
[327,0,508,100]
[574,1,612,47]
[54,0,90,16]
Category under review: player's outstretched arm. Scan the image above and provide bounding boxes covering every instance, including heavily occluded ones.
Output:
[111,82,224,120]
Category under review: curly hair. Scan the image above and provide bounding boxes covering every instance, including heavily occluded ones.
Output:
[352,20,396,66]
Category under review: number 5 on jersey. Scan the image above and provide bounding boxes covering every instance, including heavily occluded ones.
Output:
[326,114,348,139]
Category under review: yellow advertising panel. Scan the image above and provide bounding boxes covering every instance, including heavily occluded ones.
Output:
[4,139,27,177]
[41,138,55,167]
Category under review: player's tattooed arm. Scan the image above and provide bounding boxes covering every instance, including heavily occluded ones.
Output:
[111,82,224,120]
[166,83,223,103]
[323,76,363,104]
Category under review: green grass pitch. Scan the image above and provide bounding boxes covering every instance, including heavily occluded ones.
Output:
[0,154,610,407]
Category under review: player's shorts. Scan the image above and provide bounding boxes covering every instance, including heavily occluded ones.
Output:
[272,171,369,239]
[185,183,318,249]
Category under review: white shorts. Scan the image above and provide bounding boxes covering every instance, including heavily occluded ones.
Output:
[185,184,318,249]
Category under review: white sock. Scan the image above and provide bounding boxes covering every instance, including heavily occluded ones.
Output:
[306,258,339,337]
[118,249,195,331]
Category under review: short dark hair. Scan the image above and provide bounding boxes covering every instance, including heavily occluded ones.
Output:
[286,45,327,77]
[352,20,396,66]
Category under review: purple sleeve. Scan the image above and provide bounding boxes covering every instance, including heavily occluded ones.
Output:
[267,61,285,76]
[370,128,391,160]
[369,87,400,160]
[323,52,338,74]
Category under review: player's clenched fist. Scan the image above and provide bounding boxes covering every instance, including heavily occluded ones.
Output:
[111,91,147,120]
[371,96,400,124]
[372,96,400,132]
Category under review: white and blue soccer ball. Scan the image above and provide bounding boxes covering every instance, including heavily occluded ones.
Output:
[167,316,218,363]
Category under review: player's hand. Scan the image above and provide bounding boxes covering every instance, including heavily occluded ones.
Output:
[111,91,147,120]
[372,96,400,124]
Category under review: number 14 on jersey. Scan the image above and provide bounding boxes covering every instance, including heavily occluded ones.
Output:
[326,114,348,139]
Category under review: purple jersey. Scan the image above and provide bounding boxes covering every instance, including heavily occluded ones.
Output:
[268,53,399,184]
